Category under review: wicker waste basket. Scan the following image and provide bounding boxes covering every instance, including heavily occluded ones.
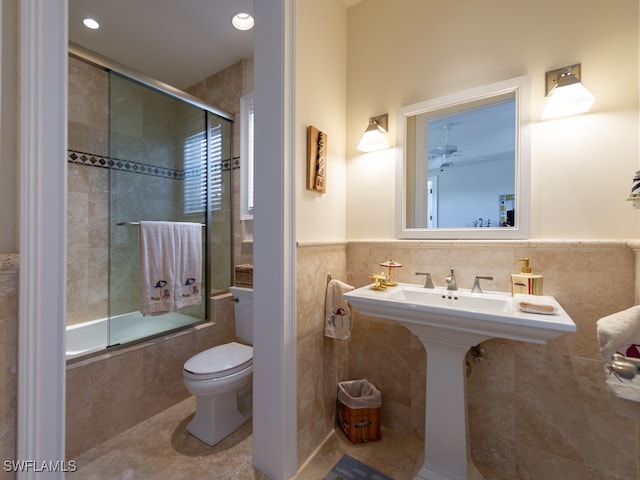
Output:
[234,264,254,288]
[337,379,381,443]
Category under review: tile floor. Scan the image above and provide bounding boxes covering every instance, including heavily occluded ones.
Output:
[68,396,505,479]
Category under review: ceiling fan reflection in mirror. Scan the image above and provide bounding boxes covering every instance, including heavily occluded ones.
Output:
[428,123,462,170]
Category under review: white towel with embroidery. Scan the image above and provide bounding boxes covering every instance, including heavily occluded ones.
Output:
[139,221,176,315]
[596,306,640,419]
[324,279,355,340]
[173,222,202,310]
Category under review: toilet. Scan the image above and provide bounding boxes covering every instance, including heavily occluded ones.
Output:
[183,286,253,446]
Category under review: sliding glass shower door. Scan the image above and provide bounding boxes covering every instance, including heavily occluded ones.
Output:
[107,72,232,348]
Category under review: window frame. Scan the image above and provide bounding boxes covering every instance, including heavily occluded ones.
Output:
[240,93,254,220]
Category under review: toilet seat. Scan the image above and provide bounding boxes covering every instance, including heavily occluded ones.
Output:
[183,342,253,380]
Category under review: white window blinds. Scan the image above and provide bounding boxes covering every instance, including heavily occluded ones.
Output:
[183,124,222,214]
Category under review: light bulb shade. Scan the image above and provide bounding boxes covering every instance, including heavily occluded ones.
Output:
[541,82,595,119]
[542,64,595,120]
[356,115,389,152]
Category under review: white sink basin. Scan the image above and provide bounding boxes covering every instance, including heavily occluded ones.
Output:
[344,283,575,344]
[344,283,575,480]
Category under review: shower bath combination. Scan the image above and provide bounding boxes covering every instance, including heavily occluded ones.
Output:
[66,46,235,360]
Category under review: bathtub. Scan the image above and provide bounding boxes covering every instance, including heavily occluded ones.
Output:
[66,311,203,360]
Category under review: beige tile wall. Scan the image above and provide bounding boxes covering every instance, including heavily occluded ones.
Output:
[67,57,109,326]
[296,243,349,466]
[296,240,640,477]
[5,238,640,475]
[0,254,19,480]
[343,240,639,479]
[66,293,237,459]
[186,58,254,272]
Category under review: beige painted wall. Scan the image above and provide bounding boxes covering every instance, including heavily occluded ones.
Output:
[345,0,640,240]
[296,0,348,243]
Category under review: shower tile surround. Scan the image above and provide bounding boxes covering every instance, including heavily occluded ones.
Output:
[67,57,242,325]
[296,240,640,479]
[65,55,248,458]
[67,56,109,325]
[186,58,255,269]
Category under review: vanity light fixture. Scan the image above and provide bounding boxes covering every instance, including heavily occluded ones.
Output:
[541,63,595,120]
[82,17,100,30]
[232,12,255,31]
[356,114,389,152]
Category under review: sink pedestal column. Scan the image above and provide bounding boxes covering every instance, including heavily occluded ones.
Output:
[414,335,487,480]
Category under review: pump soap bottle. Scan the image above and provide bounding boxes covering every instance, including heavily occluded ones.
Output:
[511,258,543,296]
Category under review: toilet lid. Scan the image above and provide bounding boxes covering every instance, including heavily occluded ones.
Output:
[184,342,253,378]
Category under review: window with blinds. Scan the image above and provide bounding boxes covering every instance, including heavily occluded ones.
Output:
[183,124,223,214]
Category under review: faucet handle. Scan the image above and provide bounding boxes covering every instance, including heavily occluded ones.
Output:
[415,272,434,288]
[445,269,458,291]
[471,276,493,294]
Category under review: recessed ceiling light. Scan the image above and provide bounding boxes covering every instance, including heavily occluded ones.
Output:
[232,13,254,31]
[82,18,100,30]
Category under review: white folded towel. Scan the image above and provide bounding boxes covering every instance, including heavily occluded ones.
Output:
[513,294,558,315]
[596,306,640,419]
[173,222,203,310]
[324,279,355,341]
[139,221,176,315]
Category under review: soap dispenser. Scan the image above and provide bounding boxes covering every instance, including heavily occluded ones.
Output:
[511,258,543,296]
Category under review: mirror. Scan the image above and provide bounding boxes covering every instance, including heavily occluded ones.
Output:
[396,76,531,239]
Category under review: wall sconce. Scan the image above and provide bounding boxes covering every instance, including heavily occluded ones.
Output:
[356,114,389,152]
[541,64,595,120]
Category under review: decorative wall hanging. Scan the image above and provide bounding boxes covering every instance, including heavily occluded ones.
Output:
[307,125,327,193]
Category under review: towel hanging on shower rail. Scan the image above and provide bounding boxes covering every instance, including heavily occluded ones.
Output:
[174,222,202,310]
[139,221,202,315]
[140,221,176,315]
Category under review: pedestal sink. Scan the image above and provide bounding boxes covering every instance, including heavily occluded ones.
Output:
[343,283,575,480]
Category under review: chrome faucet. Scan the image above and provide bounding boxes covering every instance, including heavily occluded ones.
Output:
[415,272,434,288]
[445,269,457,291]
[471,276,494,294]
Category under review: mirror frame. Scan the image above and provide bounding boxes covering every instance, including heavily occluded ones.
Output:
[395,75,531,239]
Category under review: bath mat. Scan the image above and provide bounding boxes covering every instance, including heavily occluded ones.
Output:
[323,454,392,480]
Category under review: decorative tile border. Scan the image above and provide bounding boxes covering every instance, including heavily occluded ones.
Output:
[68,149,237,178]
[68,150,182,179]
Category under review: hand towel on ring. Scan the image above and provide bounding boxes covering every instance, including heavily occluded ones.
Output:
[324,279,355,341]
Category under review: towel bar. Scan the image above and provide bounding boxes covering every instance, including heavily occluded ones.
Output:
[117,221,205,227]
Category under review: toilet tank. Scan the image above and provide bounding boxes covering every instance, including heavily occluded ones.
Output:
[229,286,253,345]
